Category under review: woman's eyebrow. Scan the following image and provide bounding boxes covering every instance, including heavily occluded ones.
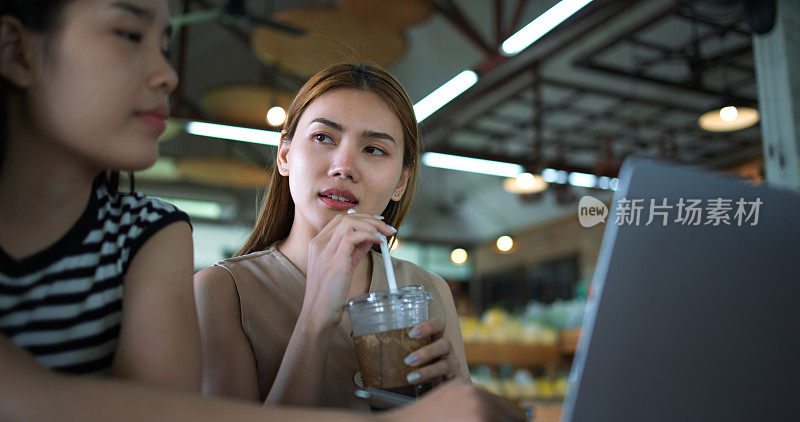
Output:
[361,129,396,144]
[309,117,395,144]
[310,117,343,132]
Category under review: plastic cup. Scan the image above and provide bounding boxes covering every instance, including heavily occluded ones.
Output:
[346,285,436,398]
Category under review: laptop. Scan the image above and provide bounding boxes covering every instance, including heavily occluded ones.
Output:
[562,158,800,421]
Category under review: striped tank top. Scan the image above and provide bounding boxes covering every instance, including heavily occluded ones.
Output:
[0,176,189,374]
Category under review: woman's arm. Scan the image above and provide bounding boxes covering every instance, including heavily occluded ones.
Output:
[111,221,201,391]
[265,308,336,405]
[267,212,396,406]
[1,333,521,422]
[193,266,260,400]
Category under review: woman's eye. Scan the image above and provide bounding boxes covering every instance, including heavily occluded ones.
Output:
[364,146,386,155]
[313,133,334,144]
[116,30,143,43]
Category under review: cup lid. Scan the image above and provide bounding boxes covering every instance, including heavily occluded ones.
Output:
[345,285,430,308]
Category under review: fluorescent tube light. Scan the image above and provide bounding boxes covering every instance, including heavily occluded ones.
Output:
[158,197,223,220]
[186,121,281,146]
[598,176,611,190]
[501,0,595,56]
[542,168,569,184]
[422,152,523,177]
[568,171,597,188]
[414,70,478,122]
[541,168,558,183]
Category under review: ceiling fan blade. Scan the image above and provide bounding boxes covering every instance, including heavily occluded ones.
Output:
[246,16,307,36]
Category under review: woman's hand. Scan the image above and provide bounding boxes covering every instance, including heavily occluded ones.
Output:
[402,318,461,384]
[301,211,396,329]
[384,380,526,422]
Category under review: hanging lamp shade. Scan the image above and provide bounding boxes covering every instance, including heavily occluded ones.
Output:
[200,85,294,128]
[502,173,548,194]
[698,105,760,132]
[250,7,405,75]
[174,157,270,188]
[340,0,434,30]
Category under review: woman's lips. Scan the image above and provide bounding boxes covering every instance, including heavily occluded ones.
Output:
[135,112,167,134]
[319,194,358,210]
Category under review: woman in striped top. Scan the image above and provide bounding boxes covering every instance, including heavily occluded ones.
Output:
[0,1,521,421]
[0,0,199,388]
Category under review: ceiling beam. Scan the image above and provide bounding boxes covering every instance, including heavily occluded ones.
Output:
[574,61,756,104]
[435,0,496,55]
[674,10,750,37]
[506,0,530,40]
[494,0,504,47]
[422,0,638,141]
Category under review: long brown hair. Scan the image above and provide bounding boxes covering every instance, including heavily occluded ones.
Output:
[237,63,420,256]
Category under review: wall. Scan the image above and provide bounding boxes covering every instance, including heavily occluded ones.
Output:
[473,213,606,281]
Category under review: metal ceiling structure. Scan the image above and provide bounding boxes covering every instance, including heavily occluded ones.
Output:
[421,0,760,176]
[141,0,764,245]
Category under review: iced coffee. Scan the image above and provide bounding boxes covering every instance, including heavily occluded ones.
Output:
[347,285,437,398]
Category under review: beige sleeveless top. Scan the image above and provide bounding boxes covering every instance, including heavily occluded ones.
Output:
[214,244,451,409]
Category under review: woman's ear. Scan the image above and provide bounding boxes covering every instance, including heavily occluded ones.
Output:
[0,16,39,89]
[391,167,412,201]
[276,138,290,176]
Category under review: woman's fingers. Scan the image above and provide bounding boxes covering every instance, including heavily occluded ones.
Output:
[342,211,397,236]
[405,356,456,384]
[404,337,457,384]
[408,318,446,341]
[404,338,452,368]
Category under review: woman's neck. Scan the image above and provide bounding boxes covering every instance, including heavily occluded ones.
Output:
[278,212,373,296]
[0,118,100,259]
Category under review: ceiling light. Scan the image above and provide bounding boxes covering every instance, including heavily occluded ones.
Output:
[186,121,281,146]
[517,172,535,189]
[422,152,524,177]
[156,197,223,220]
[568,172,597,188]
[503,172,548,194]
[501,0,595,56]
[450,248,468,265]
[698,106,759,132]
[496,235,514,252]
[414,70,478,122]
[542,168,568,184]
[266,106,286,126]
[719,106,737,121]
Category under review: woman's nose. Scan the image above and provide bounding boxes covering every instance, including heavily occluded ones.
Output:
[149,51,179,96]
[327,143,360,182]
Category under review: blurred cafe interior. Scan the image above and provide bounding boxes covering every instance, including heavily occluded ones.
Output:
[136,0,795,419]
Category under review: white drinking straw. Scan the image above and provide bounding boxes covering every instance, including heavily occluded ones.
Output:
[348,209,398,291]
[377,234,399,292]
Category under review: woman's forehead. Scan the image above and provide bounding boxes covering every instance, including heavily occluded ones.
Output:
[300,88,403,137]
